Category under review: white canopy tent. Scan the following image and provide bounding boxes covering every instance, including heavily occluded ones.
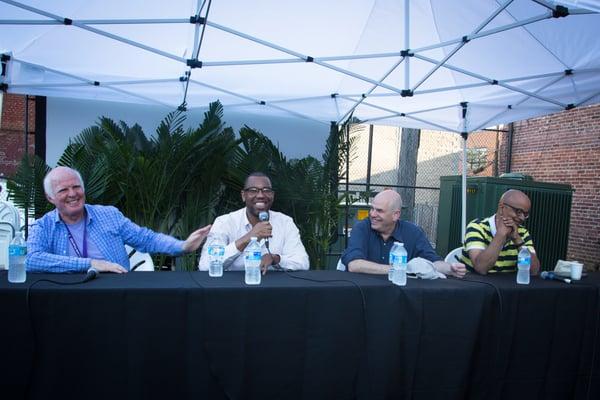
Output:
[2,0,600,239]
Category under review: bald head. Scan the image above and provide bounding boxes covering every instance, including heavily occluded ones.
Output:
[374,189,402,212]
[498,189,531,223]
[44,166,85,198]
[499,189,530,209]
[369,189,402,237]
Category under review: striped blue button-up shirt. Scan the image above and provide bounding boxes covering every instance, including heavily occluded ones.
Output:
[26,204,184,273]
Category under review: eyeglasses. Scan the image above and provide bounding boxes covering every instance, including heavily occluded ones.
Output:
[503,203,529,219]
[243,187,274,195]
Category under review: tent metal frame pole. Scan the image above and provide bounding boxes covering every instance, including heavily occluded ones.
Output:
[414,53,569,108]
[338,94,459,132]
[341,69,599,98]
[412,0,513,92]
[404,0,410,91]
[3,1,186,63]
[208,20,409,96]
[336,56,405,124]
[460,102,469,243]
[364,112,460,134]
[188,79,326,124]
[461,133,468,242]
[412,12,555,53]
[11,59,174,107]
[577,89,600,106]
[0,18,189,25]
[471,74,566,131]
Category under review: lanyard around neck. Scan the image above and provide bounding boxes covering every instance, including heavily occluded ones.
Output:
[63,220,88,258]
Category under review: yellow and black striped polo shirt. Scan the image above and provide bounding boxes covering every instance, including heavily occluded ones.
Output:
[460,216,535,273]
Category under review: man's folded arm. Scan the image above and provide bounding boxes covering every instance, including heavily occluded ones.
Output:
[278,222,309,270]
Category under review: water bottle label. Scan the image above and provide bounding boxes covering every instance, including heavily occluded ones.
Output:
[518,256,531,267]
[208,245,225,257]
[245,250,261,261]
[9,245,26,256]
[389,253,399,265]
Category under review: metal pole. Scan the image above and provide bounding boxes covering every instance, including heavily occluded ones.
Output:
[344,123,350,249]
[366,125,373,195]
[461,133,468,242]
[24,95,29,238]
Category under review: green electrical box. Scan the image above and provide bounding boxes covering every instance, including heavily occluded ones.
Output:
[436,175,573,271]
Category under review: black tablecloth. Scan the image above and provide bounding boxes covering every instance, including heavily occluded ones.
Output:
[1,270,598,400]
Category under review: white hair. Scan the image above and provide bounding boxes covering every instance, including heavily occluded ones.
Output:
[43,167,85,198]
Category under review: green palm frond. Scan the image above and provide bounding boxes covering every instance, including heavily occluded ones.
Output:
[7,154,52,219]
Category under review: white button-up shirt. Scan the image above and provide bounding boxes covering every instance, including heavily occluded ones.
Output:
[198,208,309,271]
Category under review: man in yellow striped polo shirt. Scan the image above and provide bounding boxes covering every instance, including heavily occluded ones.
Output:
[461,189,540,275]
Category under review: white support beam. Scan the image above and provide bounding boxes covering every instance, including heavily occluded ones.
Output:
[411,0,513,92]
[414,53,569,108]
[336,56,405,124]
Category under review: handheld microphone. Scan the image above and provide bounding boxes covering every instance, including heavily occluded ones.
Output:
[83,267,98,283]
[258,211,270,249]
[540,271,571,284]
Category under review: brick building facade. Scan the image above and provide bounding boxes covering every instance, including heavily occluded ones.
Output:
[500,104,600,271]
[0,93,36,177]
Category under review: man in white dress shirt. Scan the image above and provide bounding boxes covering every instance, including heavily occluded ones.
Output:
[198,172,309,274]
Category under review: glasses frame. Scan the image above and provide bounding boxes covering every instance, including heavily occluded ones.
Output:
[503,203,529,219]
[243,187,275,195]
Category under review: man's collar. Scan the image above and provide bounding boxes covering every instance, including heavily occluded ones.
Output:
[53,204,92,225]
[371,218,404,242]
[390,220,404,242]
[488,214,497,236]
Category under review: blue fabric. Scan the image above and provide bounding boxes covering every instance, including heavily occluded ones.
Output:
[27,204,184,273]
[341,218,442,267]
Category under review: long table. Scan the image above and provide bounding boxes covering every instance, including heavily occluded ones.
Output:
[1,270,599,400]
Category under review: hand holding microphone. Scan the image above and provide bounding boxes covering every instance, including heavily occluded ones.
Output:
[259,211,271,249]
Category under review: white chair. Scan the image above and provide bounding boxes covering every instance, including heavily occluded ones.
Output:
[125,245,155,271]
[0,202,21,234]
[0,222,15,270]
[444,247,464,263]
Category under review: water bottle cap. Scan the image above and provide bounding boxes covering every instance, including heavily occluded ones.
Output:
[250,236,257,241]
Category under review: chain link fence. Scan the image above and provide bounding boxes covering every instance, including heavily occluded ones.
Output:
[336,124,506,255]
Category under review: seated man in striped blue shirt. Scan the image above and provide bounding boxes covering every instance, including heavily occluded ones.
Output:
[27,166,211,274]
[461,189,540,275]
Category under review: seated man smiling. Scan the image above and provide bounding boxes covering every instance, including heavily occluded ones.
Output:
[198,172,309,274]
[342,189,466,278]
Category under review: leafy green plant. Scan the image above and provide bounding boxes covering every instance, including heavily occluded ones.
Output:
[8,101,351,270]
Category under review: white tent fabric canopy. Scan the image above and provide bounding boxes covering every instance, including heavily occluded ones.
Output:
[2,0,600,132]
[2,0,600,239]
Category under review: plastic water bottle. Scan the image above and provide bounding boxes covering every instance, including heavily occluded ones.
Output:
[244,237,262,285]
[392,243,408,286]
[207,235,225,277]
[388,242,400,281]
[8,232,27,283]
[517,246,531,285]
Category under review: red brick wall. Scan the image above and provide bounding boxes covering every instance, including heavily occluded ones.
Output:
[0,94,35,176]
[504,104,600,271]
